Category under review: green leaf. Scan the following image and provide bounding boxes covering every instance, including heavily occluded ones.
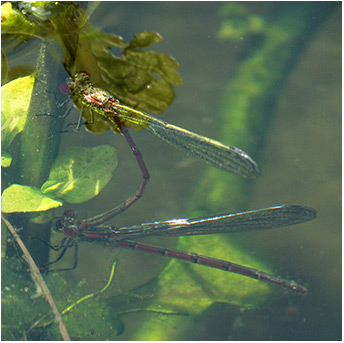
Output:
[3,2,182,135]
[1,2,81,39]
[1,75,35,150]
[1,2,50,38]
[1,184,63,213]
[73,29,182,122]
[127,31,163,49]
[125,49,182,88]
[41,145,117,203]
[1,151,12,167]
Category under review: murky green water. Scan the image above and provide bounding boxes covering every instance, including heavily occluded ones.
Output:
[2,2,341,340]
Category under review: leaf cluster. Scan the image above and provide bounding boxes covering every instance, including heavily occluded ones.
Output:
[2,2,182,134]
[1,1,181,211]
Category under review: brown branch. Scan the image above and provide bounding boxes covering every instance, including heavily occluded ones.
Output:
[1,214,71,341]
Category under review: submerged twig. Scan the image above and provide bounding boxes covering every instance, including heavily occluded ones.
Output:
[1,214,71,341]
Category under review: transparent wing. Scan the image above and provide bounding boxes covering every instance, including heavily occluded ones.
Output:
[114,205,316,239]
[116,104,259,178]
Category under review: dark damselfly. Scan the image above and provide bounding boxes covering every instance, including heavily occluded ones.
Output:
[44,204,316,294]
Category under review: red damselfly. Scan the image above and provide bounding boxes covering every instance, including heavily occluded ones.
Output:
[44,204,316,294]
[62,72,260,223]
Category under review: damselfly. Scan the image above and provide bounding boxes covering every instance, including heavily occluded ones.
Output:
[61,72,260,223]
[44,204,316,294]
[69,72,259,179]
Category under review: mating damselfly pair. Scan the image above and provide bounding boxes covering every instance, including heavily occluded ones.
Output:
[40,71,316,294]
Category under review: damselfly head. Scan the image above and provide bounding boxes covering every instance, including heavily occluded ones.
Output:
[55,210,79,236]
[75,70,91,82]
[71,71,91,88]
[63,209,77,219]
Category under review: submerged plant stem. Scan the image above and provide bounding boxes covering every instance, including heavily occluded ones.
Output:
[10,43,66,266]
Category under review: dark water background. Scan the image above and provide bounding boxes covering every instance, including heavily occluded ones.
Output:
[3,2,341,340]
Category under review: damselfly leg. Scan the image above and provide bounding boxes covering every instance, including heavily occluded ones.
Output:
[82,125,150,227]
[32,236,78,272]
